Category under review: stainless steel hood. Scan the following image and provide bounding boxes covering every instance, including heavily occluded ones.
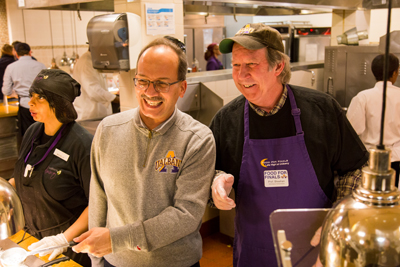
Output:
[18,0,114,11]
[18,0,400,14]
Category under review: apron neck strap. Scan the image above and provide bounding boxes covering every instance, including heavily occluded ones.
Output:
[24,124,67,166]
[286,85,303,135]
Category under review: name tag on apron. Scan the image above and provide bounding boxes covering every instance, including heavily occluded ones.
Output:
[264,170,289,187]
[54,149,70,162]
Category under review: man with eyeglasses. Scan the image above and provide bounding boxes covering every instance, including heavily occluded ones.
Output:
[73,38,216,267]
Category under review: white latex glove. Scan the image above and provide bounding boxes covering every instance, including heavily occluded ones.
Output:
[211,173,236,210]
[28,233,68,261]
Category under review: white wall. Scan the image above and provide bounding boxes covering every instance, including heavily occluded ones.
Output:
[370,8,400,43]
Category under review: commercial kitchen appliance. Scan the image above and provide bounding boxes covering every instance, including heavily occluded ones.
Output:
[323,31,400,108]
[292,26,331,63]
[266,23,331,63]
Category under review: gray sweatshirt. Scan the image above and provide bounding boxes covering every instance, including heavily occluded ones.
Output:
[89,108,216,267]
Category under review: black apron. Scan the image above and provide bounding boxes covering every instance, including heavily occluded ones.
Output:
[14,123,91,266]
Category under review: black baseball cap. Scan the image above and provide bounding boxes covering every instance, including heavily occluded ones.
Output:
[30,69,81,102]
[219,23,284,54]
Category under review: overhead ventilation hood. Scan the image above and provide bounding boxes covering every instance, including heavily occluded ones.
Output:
[18,0,400,14]
[17,0,114,11]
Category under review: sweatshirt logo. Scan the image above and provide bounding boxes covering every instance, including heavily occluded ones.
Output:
[155,151,182,173]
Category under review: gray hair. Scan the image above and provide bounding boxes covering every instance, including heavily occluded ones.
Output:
[265,47,291,84]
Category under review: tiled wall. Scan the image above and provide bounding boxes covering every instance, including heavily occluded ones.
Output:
[203,79,241,106]
[0,0,9,45]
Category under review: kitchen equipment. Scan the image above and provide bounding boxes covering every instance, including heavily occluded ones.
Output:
[320,3,400,266]
[323,30,400,108]
[292,26,331,63]
[0,178,24,240]
[0,241,77,266]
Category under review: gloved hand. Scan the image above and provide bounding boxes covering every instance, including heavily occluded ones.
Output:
[28,233,68,261]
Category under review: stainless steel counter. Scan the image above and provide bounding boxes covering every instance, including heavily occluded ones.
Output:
[186,60,324,84]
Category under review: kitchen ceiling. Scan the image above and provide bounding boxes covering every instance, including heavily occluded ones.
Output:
[18,0,400,14]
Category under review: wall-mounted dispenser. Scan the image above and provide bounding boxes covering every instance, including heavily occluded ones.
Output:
[87,13,141,71]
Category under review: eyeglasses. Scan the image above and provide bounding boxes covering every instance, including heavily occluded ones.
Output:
[134,78,182,93]
[164,36,186,53]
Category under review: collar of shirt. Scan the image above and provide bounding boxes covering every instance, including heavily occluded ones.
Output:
[248,85,287,116]
[136,107,177,133]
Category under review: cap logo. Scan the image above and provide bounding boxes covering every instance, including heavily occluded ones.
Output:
[44,75,48,79]
[236,24,255,35]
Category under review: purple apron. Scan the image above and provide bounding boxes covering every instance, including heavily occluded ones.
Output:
[233,85,331,267]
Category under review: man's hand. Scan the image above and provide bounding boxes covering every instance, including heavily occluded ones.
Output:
[211,174,236,210]
[311,227,323,267]
[72,227,112,257]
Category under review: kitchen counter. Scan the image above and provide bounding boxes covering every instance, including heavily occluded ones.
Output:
[5,230,82,267]
[0,101,18,118]
[0,100,19,179]
[186,60,324,84]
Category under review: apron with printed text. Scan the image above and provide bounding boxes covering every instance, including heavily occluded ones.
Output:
[233,85,332,267]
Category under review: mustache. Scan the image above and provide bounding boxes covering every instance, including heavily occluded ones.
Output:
[141,94,164,102]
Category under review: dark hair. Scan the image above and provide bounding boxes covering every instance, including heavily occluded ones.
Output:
[11,41,21,48]
[29,87,77,123]
[371,53,399,81]
[204,43,218,61]
[15,43,31,57]
[136,38,187,81]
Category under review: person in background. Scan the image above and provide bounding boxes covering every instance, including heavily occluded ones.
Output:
[210,23,368,267]
[72,37,216,267]
[347,53,400,188]
[2,42,46,136]
[73,49,119,121]
[0,44,15,101]
[12,41,37,61]
[9,69,93,266]
[11,41,21,59]
[204,43,223,71]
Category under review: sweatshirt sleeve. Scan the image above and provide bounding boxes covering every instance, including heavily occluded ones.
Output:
[109,130,216,253]
[88,121,108,230]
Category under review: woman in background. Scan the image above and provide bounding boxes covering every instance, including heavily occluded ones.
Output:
[9,69,92,266]
[0,44,15,101]
[204,43,223,71]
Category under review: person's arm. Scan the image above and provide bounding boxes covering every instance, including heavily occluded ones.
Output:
[78,62,115,104]
[63,207,88,241]
[1,65,14,96]
[335,163,367,202]
[74,127,217,256]
[346,95,366,136]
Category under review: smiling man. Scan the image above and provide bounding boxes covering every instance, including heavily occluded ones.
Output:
[72,38,216,267]
[209,23,369,267]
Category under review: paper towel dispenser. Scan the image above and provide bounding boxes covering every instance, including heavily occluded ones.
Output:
[87,13,141,71]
